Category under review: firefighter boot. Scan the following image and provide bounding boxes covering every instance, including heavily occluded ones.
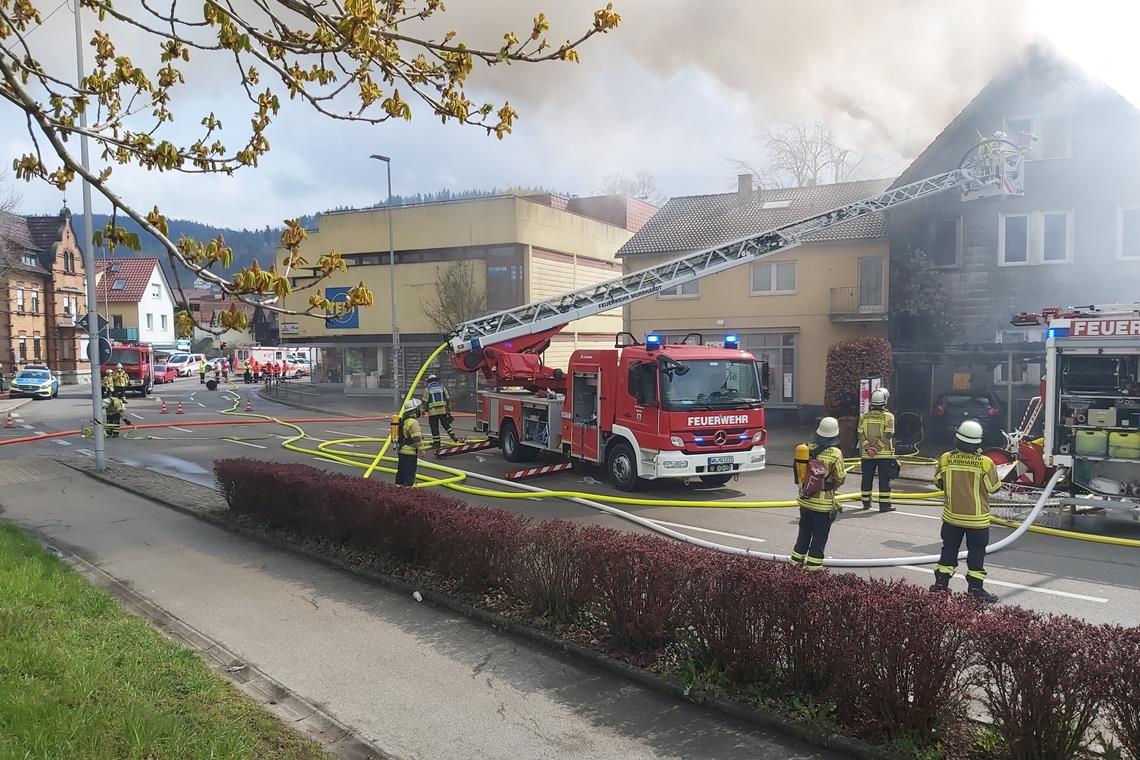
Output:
[929,570,952,594]
[967,575,998,604]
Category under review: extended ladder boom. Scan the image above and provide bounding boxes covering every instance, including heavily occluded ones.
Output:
[450,138,1024,355]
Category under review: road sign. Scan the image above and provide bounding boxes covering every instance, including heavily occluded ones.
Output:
[76,313,109,334]
[176,339,191,351]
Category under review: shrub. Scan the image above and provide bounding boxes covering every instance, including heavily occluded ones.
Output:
[588,529,703,650]
[973,606,1104,760]
[1104,625,1140,760]
[823,336,893,418]
[508,521,595,624]
[431,508,529,592]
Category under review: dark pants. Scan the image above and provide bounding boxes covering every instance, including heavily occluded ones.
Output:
[860,458,895,509]
[199,372,206,384]
[935,522,989,588]
[395,453,418,486]
[114,387,125,399]
[427,413,458,448]
[244,370,252,384]
[107,412,121,437]
[791,507,833,570]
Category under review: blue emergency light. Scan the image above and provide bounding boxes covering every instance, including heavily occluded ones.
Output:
[1046,326,1070,339]
[724,334,739,349]
[646,333,662,351]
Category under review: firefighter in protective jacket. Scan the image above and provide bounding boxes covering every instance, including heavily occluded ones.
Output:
[790,417,847,571]
[395,398,426,486]
[421,374,462,451]
[930,419,1003,603]
[858,388,897,512]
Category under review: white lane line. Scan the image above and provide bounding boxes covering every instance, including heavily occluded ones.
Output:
[129,413,145,420]
[169,426,194,433]
[326,430,371,438]
[225,438,266,449]
[77,448,94,457]
[34,431,46,436]
[197,402,207,408]
[895,510,941,521]
[646,519,766,544]
[895,565,1107,603]
[189,393,197,400]
[20,423,32,429]
[53,439,71,446]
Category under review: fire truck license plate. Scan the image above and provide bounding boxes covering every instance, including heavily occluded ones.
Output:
[708,456,733,470]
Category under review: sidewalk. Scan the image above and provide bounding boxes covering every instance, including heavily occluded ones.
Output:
[259,383,400,418]
[0,457,840,760]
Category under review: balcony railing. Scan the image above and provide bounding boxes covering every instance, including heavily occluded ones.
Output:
[829,287,887,322]
[108,327,139,341]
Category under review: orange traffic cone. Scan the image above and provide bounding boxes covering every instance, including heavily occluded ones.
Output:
[244,398,252,412]
[5,412,13,428]
[175,400,184,415]
[159,399,168,414]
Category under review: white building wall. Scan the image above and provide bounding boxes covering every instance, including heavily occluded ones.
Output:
[136,267,176,348]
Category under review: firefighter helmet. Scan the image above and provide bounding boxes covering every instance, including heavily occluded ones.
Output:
[955,419,984,445]
[426,374,439,383]
[870,388,888,407]
[814,416,840,447]
[402,398,423,415]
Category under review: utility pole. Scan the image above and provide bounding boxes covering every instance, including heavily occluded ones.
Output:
[73,0,104,469]
[369,154,400,403]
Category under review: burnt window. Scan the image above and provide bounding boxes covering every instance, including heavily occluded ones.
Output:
[930,218,960,267]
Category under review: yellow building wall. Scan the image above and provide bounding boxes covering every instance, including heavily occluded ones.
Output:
[106,302,139,331]
[626,240,889,407]
[281,196,633,345]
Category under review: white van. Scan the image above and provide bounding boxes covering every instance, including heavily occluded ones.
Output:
[166,353,206,377]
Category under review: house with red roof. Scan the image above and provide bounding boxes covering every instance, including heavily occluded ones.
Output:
[95,257,177,350]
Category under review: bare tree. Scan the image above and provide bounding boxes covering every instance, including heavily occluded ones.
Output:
[0,173,23,277]
[733,121,867,189]
[420,260,486,335]
[596,170,666,204]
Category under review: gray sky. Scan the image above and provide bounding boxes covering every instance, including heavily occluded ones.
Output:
[4,0,1135,228]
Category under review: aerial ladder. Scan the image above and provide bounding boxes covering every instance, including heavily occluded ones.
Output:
[442,136,1026,489]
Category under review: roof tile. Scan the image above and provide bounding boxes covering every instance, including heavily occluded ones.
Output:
[96,257,159,303]
[616,178,893,257]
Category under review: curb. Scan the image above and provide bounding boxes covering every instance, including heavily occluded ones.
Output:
[257,387,358,418]
[0,397,34,414]
[59,459,900,760]
[23,529,389,760]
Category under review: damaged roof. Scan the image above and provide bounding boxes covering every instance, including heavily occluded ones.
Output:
[616,177,892,257]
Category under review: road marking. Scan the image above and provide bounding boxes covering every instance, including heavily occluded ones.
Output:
[169,426,194,433]
[53,439,71,446]
[190,393,196,400]
[77,448,94,457]
[129,413,144,420]
[895,510,941,521]
[34,431,46,436]
[646,519,766,544]
[225,438,266,449]
[20,424,32,429]
[326,429,371,438]
[197,402,206,408]
[895,565,1107,603]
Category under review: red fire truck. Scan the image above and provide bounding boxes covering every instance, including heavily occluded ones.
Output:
[448,137,1027,490]
[100,342,155,397]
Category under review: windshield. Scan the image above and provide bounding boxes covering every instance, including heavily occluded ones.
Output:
[660,359,763,410]
[17,370,50,381]
[108,349,143,365]
[166,354,189,364]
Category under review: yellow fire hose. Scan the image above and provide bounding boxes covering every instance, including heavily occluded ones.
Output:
[201,347,1140,550]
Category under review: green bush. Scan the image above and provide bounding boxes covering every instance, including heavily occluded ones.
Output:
[824,336,893,418]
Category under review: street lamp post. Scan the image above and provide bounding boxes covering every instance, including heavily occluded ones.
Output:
[73,0,105,470]
[369,154,400,404]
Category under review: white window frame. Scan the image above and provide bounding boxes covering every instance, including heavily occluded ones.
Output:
[998,210,1073,267]
[151,283,161,299]
[161,314,168,330]
[750,261,797,296]
[1004,114,1072,161]
[15,289,24,312]
[146,313,154,329]
[657,279,699,300]
[1117,207,1140,261]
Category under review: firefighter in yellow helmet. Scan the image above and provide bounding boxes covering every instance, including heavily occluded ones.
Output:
[789,417,846,570]
[101,369,115,399]
[930,419,1003,603]
[421,374,463,451]
[858,387,897,512]
[395,398,426,486]
[112,363,129,399]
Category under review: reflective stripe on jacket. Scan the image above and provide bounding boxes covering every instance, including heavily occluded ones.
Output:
[423,382,449,415]
[112,370,128,387]
[796,445,846,513]
[934,450,1002,528]
[398,417,423,456]
[858,409,895,459]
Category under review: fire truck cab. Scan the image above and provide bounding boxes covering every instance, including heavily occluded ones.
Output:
[101,342,154,397]
[476,334,767,490]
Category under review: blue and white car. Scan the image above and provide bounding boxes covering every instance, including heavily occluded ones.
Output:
[10,368,59,399]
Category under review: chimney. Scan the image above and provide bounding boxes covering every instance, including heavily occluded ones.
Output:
[737,174,753,206]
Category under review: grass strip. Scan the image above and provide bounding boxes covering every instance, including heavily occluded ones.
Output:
[0,523,330,760]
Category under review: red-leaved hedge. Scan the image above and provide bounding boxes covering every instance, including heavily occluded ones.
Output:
[215,459,1136,758]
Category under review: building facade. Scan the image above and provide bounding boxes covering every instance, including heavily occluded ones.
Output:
[618,177,891,421]
[0,207,89,382]
[277,194,655,402]
[886,46,1140,427]
[95,257,178,350]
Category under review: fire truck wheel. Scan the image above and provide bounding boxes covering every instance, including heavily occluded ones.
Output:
[499,421,536,463]
[607,441,641,492]
[698,474,734,487]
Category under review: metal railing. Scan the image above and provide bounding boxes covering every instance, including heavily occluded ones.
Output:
[829,287,886,319]
[107,327,139,340]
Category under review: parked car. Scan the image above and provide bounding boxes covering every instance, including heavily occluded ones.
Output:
[9,367,59,399]
[166,353,207,376]
[153,364,178,384]
[933,390,1003,442]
